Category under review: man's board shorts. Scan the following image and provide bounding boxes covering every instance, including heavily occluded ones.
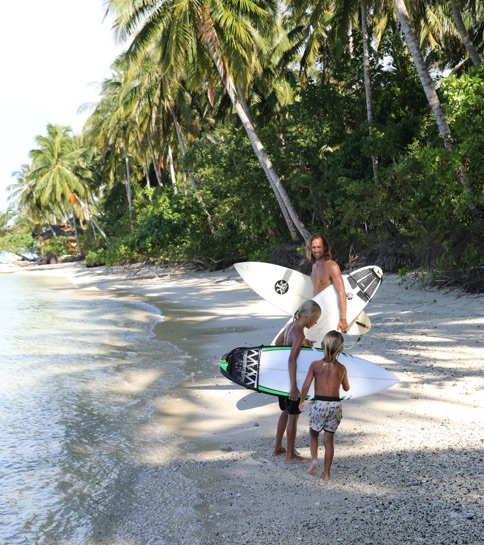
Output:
[309,395,342,433]
[278,395,301,415]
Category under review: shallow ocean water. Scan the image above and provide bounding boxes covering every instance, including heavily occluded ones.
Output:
[0,272,188,544]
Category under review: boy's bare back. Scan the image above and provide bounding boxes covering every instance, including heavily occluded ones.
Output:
[274,321,305,347]
[312,358,349,398]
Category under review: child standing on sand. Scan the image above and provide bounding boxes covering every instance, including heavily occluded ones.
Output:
[299,330,350,480]
[273,300,321,464]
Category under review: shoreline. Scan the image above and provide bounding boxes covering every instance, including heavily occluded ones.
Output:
[11,263,484,544]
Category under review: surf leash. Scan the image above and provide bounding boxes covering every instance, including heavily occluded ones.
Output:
[343,334,363,351]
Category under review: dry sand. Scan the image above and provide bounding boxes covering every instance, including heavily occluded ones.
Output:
[14,263,484,544]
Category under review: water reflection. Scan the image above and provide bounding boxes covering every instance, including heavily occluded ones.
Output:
[0,273,187,544]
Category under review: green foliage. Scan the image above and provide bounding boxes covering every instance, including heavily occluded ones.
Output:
[84,237,142,267]
[7,7,484,289]
[182,127,289,257]
[0,231,39,256]
[132,191,198,259]
[441,66,484,211]
[43,238,70,257]
[84,250,106,268]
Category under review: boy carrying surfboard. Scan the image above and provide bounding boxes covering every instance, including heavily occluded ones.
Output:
[273,300,321,464]
[299,330,350,480]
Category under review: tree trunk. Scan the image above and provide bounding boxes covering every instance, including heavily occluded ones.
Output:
[182,172,188,196]
[147,127,163,186]
[122,134,134,232]
[348,21,358,82]
[70,204,82,254]
[171,109,215,234]
[171,109,198,192]
[361,0,379,182]
[197,9,309,241]
[167,144,178,195]
[142,149,150,188]
[236,84,300,240]
[392,0,475,206]
[75,194,108,241]
[392,0,453,152]
[450,0,481,67]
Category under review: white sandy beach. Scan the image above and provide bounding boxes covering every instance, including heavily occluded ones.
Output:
[13,262,484,545]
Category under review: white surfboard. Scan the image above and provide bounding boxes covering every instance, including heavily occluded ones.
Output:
[271,265,382,345]
[346,310,371,336]
[220,345,398,400]
[234,261,313,314]
[235,261,375,338]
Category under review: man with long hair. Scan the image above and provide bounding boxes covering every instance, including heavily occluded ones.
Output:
[306,234,348,333]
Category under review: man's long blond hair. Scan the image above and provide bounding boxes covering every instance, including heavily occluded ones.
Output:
[306,234,332,263]
[322,330,344,361]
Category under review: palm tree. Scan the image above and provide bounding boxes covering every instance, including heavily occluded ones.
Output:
[85,62,138,232]
[391,0,477,205]
[9,164,52,228]
[407,0,482,71]
[291,0,382,181]
[447,0,481,66]
[284,0,334,83]
[359,0,379,182]
[106,0,309,241]
[26,124,90,253]
[391,0,453,151]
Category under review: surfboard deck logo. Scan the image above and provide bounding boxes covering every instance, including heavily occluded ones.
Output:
[274,279,289,294]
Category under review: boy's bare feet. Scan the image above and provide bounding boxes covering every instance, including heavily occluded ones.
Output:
[285,454,311,464]
[307,461,318,475]
[321,470,331,481]
[272,446,286,456]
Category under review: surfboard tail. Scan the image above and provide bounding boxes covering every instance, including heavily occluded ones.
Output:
[347,266,382,302]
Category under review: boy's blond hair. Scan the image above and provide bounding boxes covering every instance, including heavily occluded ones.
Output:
[322,330,344,360]
[293,300,321,322]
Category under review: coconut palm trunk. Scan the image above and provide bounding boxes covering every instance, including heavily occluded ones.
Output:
[392,0,454,151]
[236,84,299,239]
[196,11,310,241]
[361,0,379,183]
[122,134,134,232]
[171,108,215,234]
[171,110,197,193]
[142,149,151,187]
[167,144,178,195]
[450,0,482,67]
[74,194,108,241]
[70,204,82,254]
[147,126,163,186]
[392,0,475,206]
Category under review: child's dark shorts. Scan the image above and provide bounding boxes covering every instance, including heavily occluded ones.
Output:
[278,395,301,415]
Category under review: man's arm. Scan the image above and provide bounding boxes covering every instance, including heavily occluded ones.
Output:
[329,262,348,332]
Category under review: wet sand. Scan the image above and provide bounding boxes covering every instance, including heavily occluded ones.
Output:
[15,263,484,544]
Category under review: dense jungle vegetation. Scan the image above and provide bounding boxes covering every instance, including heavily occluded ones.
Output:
[2,1,483,291]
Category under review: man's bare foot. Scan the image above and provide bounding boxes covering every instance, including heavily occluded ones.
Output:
[285,454,311,464]
[307,461,318,475]
[321,470,331,481]
[272,446,286,456]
